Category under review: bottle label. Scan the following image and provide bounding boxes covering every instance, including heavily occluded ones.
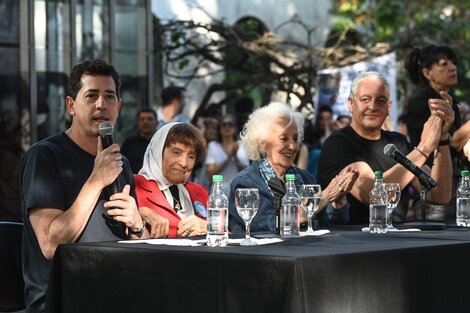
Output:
[275,211,280,235]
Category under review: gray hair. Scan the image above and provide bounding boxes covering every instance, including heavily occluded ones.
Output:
[349,71,391,101]
[240,102,305,160]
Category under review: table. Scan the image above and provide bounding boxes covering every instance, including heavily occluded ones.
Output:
[46,226,470,313]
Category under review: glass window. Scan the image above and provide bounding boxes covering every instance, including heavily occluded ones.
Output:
[76,0,110,61]
[0,47,25,221]
[114,0,149,144]
[34,0,71,140]
[0,0,20,44]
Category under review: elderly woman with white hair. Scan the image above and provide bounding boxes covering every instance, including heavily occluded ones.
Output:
[229,102,359,234]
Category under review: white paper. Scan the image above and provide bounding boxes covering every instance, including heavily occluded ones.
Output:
[228,238,283,245]
[361,227,421,233]
[119,237,283,246]
[118,238,204,246]
[300,229,330,236]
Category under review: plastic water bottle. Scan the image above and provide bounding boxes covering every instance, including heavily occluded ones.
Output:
[206,175,229,246]
[369,171,387,233]
[456,170,470,227]
[280,174,300,236]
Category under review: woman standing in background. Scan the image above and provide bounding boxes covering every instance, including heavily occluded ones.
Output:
[205,115,249,195]
[405,44,467,220]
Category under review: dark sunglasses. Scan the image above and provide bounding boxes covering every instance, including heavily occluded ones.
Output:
[221,122,235,128]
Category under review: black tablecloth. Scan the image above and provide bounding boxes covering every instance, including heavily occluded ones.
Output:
[46,226,470,313]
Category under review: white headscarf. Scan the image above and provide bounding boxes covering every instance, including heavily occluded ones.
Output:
[139,122,195,218]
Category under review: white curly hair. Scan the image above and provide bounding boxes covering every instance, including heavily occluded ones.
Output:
[240,102,305,161]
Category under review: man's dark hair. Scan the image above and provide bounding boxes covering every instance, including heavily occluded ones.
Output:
[138,108,157,120]
[161,86,184,106]
[67,59,121,100]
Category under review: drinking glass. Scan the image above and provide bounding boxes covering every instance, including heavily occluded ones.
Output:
[235,188,260,246]
[384,183,401,231]
[300,184,322,233]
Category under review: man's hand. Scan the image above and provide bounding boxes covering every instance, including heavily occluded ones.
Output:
[89,136,123,188]
[104,185,144,234]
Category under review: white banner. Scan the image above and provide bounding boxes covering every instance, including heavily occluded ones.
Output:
[316,52,397,129]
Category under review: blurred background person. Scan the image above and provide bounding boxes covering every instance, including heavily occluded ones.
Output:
[335,114,352,129]
[304,106,338,177]
[293,142,309,170]
[309,106,334,149]
[396,113,409,138]
[0,105,23,221]
[157,86,190,129]
[234,96,255,133]
[405,44,467,220]
[205,115,249,195]
[229,102,358,234]
[121,108,158,174]
[135,123,208,238]
[192,116,219,189]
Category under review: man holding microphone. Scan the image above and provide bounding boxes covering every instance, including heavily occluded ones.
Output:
[21,59,148,313]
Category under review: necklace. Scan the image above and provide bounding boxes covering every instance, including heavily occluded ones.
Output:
[169,185,181,212]
[173,197,181,212]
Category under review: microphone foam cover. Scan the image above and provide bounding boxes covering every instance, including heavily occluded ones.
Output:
[98,121,114,136]
[383,143,397,157]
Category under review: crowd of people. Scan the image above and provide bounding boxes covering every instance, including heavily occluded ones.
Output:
[19,43,470,312]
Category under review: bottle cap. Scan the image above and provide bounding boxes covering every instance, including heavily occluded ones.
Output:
[212,175,223,182]
[374,171,383,179]
[461,170,469,177]
[285,174,295,181]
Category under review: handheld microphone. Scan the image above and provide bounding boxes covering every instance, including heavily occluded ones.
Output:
[383,144,437,191]
[98,121,119,194]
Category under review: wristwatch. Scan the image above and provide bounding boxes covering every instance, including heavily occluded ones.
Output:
[129,218,146,236]
[439,134,451,146]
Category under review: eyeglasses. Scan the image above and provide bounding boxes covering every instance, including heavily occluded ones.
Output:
[221,122,235,128]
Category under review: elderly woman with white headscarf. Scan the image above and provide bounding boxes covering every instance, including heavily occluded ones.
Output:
[229,102,359,234]
[135,122,208,238]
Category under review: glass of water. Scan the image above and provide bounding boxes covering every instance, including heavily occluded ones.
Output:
[384,183,401,231]
[235,188,260,246]
[300,184,322,233]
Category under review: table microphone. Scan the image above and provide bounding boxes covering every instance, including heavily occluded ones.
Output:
[383,144,437,191]
[98,121,119,194]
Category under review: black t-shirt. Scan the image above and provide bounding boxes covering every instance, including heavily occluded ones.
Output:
[121,133,151,174]
[317,125,411,224]
[21,132,136,313]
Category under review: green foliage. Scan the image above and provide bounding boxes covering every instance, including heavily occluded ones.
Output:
[332,0,470,105]
[178,59,189,70]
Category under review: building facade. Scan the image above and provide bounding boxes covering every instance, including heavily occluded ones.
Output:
[0,0,154,221]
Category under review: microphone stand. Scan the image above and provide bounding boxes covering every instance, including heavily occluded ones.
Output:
[402,183,445,230]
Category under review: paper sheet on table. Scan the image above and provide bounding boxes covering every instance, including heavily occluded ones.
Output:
[228,238,283,245]
[300,229,330,236]
[118,238,283,246]
[361,227,421,233]
[118,239,204,246]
